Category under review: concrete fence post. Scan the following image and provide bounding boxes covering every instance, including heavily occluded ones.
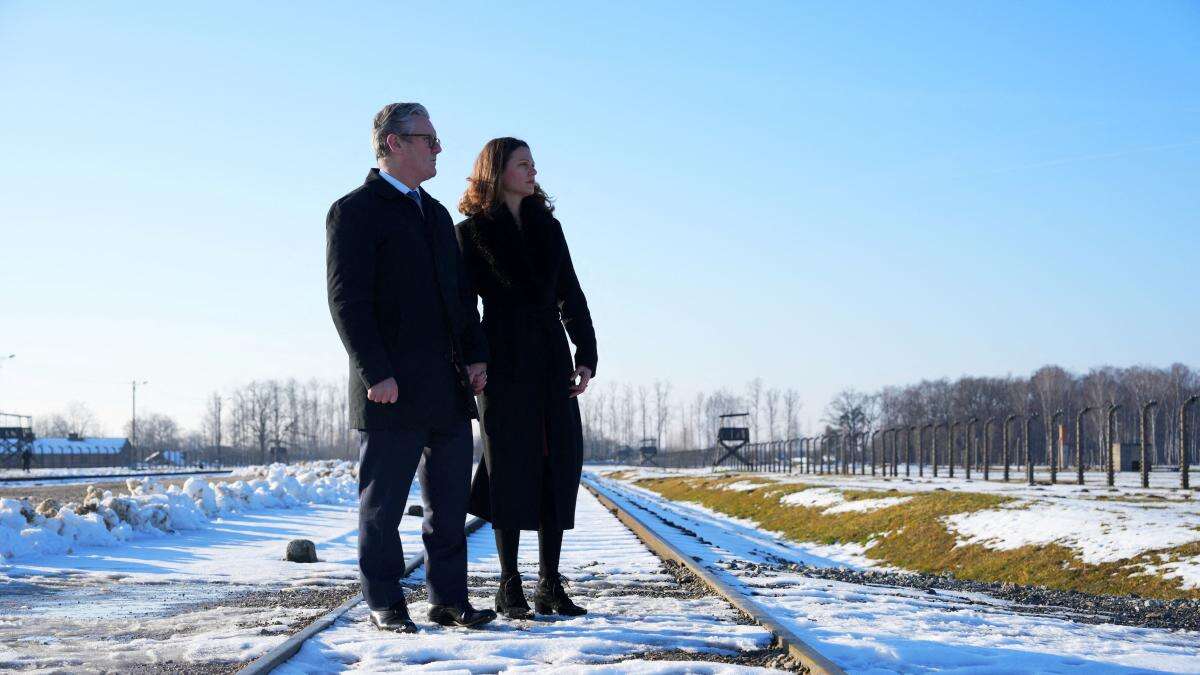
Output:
[1105,405,1121,487]
[1050,409,1064,485]
[984,418,997,481]
[1026,413,1039,485]
[1141,400,1158,488]
[870,431,879,476]
[966,418,977,480]
[1181,396,1198,490]
[1003,414,1018,483]
[1076,406,1095,486]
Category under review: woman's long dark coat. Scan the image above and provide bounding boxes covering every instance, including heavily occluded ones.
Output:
[457,199,597,531]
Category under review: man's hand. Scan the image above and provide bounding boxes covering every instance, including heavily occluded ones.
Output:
[568,366,592,398]
[467,362,488,395]
[367,377,399,404]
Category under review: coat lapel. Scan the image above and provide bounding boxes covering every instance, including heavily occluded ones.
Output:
[420,189,458,312]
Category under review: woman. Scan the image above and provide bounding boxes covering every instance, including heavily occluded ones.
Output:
[457,137,597,620]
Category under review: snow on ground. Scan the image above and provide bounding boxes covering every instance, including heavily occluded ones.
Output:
[607,465,1200,588]
[0,461,402,672]
[611,465,1200,498]
[592,474,1200,674]
[943,500,1200,565]
[0,461,355,562]
[778,487,913,514]
[723,479,771,492]
[277,487,777,674]
[0,500,385,671]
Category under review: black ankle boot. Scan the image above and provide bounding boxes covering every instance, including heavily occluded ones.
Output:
[495,574,533,620]
[533,574,587,616]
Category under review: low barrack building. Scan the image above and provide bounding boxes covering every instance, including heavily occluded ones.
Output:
[31,435,133,469]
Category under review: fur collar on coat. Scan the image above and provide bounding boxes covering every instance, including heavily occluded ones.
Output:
[462,197,565,296]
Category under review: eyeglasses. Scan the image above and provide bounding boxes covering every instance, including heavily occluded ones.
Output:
[398,133,440,150]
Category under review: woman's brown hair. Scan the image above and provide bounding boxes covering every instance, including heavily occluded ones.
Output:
[458,137,554,217]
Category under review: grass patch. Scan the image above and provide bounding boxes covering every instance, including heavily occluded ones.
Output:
[635,476,1200,600]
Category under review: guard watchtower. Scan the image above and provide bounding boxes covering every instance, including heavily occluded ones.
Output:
[0,412,35,469]
[713,412,751,467]
[637,437,659,467]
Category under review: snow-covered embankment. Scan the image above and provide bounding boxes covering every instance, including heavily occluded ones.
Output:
[0,461,356,561]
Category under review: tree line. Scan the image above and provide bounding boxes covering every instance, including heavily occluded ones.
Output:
[30,362,1199,468]
[818,363,1199,467]
[577,378,803,460]
[32,379,355,466]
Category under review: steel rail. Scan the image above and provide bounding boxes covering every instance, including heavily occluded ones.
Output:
[238,515,487,675]
[582,476,845,675]
[0,468,234,483]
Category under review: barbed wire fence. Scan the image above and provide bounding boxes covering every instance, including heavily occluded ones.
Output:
[613,396,1200,490]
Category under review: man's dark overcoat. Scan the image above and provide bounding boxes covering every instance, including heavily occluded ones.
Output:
[327,169,488,429]
[458,199,597,531]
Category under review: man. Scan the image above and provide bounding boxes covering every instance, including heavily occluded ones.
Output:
[326,102,493,633]
[21,446,31,473]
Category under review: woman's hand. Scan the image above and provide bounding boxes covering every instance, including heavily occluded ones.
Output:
[568,366,592,398]
[467,362,488,395]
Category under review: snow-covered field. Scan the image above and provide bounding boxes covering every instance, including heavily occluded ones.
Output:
[5,459,1197,673]
[609,465,1200,589]
[0,461,379,671]
[593,474,1200,673]
[278,486,776,673]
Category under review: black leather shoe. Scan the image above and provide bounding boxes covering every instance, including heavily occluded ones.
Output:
[494,574,533,620]
[534,574,587,616]
[427,601,497,628]
[369,601,418,633]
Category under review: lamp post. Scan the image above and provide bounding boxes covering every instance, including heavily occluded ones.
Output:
[131,379,149,467]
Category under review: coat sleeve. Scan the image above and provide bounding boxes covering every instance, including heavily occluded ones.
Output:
[555,223,598,376]
[326,199,393,388]
[453,222,489,365]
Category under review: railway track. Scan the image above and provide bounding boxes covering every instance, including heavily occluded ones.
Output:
[231,473,1199,673]
[0,468,234,484]
[236,478,845,674]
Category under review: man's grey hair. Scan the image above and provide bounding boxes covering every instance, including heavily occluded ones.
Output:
[372,102,429,159]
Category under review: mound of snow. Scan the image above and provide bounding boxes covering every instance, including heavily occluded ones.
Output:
[780,488,846,509]
[779,487,911,514]
[0,461,357,562]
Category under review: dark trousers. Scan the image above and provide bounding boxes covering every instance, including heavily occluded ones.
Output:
[357,415,472,610]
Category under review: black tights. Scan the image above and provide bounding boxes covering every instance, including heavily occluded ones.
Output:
[494,526,562,580]
[495,456,563,580]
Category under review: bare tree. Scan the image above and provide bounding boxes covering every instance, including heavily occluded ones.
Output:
[823,388,873,436]
[783,389,802,439]
[653,380,672,446]
[34,402,100,437]
[124,412,180,456]
[203,392,224,457]
[764,388,780,440]
[745,377,763,441]
[620,383,635,446]
[65,401,101,436]
[33,414,72,438]
[637,385,649,441]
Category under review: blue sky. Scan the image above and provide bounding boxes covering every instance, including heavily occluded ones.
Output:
[1,1,1197,434]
